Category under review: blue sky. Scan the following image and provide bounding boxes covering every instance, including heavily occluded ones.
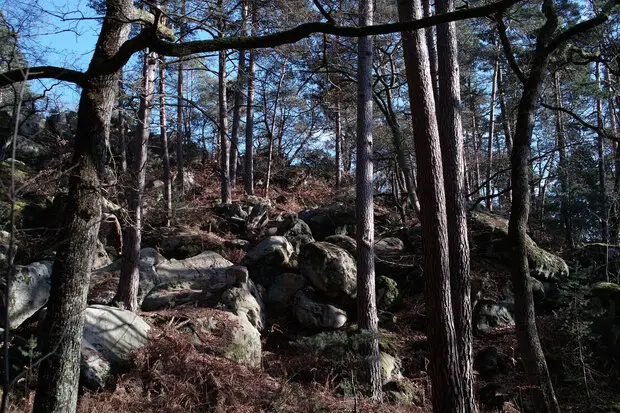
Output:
[3,0,101,108]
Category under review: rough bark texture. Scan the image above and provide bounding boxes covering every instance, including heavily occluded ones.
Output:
[176,0,186,194]
[486,47,499,210]
[32,0,132,411]
[398,0,462,411]
[159,56,173,227]
[505,2,561,410]
[421,0,439,103]
[335,97,343,188]
[118,47,156,312]
[436,0,476,409]
[218,9,231,205]
[244,0,256,196]
[356,0,381,401]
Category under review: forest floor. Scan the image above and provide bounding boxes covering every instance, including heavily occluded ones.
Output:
[4,163,620,413]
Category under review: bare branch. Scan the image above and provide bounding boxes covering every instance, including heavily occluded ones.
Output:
[0,66,84,88]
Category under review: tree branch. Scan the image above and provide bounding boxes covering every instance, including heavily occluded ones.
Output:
[150,0,521,56]
[541,101,620,143]
[0,66,84,88]
[496,16,525,83]
[545,0,618,54]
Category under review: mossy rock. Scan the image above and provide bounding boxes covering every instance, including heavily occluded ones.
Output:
[383,380,423,405]
[470,211,569,281]
[376,275,401,312]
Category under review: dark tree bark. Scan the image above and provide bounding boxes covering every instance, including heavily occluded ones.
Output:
[499,1,561,410]
[422,0,439,103]
[356,0,381,401]
[468,73,482,199]
[176,0,186,194]
[607,68,620,243]
[436,0,476,409]
[218,0,231,205]
[244,0,256,196]
[118,47,157,312]
[118,69,127,173]
[486,45,499,211]
[398,0,463,411]
[32,0,133,410]
[159,56,173,227]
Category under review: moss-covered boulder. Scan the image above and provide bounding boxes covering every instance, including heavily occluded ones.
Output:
[376,276,401,312]
[298,241,357,301]
[470,211,569,281]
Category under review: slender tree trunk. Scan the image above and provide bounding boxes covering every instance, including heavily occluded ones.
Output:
[218,3,231,204]
[159,56,172,227]
[119,69,127,173]
[244,0,256,196]
[176,0,186,194]
[118,47,157,312]
[421,0,439,103]
[265,60,287,199]
[33,0,132,410]
[486,47,499,211]
[468,74,481,198]
[607,68,620,244]
[554,71,572,248]
[357,0,381,401]
[436,0,476,409]
[230,1,248,188]
[335,96,343,188]
[597,62,609,242]
[504,2,561,409]
[398,0,463,411]
[498,60,513,153]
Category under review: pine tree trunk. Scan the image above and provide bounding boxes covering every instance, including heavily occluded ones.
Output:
[335,96,343,188]
[421,0,439,103]
[244,0,256,196]
[159,56,172,227]
[436,0,476,408]
[398,0,463,411]
[176,0,186,194]
[218,4,231,205]
[486,47,499,210]
[357,0,381,401]
[607,68,620,244]
[32,0,133,410]
[506,3,561,407]
[554,71,572,248]
[265,60,287,199]
[596,62,609,242]
[118,48,156,312]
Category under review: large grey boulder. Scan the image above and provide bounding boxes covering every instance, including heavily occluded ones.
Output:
[155,251,234,285]
[219,279,266,331]
[298,242,357,301]
[299,203,356,240]
[4,261,53,329]
[81,305,150,389]
[91,239,111,271]
[0,230,15,263]
[474,300,514,334]
[266,272,307,308]
[324,234,357,256]
[276,215,315,255]
[192,309,262,368]
[293,288,347,329]
[242,236,294,268]
[242,236,294,287]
